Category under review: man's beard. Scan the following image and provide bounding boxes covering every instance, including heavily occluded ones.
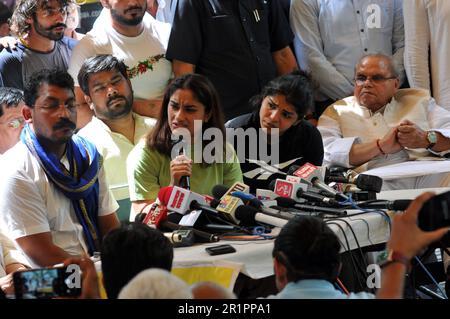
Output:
[33,15,66,41]
[110,4,147,26]
[101,94,133,119]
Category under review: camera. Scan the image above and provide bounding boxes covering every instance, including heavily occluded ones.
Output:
[418,190,450,246]
[13,266,81,299]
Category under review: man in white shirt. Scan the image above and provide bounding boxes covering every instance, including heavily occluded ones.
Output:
[68,0,172,128]
[77,55,155,220]
[404,0,450,111]
[318,54,450,190]
[290,0,405,119]
[0,69,120,268]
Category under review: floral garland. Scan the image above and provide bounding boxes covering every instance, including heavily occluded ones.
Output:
[126,54,165,79]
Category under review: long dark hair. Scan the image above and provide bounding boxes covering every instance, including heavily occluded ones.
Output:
[146,73,226,159]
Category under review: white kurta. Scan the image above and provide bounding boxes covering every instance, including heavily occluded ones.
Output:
[318,88,450,190]
[404,0,450,110]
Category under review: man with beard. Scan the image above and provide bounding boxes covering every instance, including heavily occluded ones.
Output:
[0,0,77,90]
[68,0,172,128]
[0,69,120,267]
[77,55,155,220]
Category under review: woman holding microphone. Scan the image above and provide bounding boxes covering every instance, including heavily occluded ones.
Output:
[127,74,243,216]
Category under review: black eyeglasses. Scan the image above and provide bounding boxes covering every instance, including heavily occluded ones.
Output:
[354,75,397,86]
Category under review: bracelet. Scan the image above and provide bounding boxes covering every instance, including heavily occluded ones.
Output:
[381,250,412,273]
[376,139,386,155]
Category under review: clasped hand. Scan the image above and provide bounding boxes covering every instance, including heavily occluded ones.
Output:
[378,120,428,154]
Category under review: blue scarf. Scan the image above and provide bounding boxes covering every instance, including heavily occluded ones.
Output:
[20,124,102,256]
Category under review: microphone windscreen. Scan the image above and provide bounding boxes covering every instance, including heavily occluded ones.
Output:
[234,205,258,226]
[158,186,174,206]
[275,197,297,208]
[287,165,301,176]
[212,184,229,199]
[355,174,383,192]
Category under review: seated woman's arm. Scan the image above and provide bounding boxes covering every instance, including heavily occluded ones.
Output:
[127,142,163,220]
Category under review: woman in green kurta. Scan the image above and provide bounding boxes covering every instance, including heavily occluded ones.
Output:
[127,74,243,214]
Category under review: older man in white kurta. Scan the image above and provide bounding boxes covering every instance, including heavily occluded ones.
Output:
[318,54,450,190]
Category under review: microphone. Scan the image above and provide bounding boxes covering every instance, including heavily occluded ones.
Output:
[141,199,219,243]
[215,194,245,224]
[166,212,220,242]
[235,205,288,227]
[211,183,251,224]
[269,179,339,206]
[275,197,347,216]
[212,182,250,200]
[172,135,190,190]
[212,184,230,200]
[228,191,298,221]
[289,163,349,201]
[357,199,412,211]
[325,171,383,193]
[160,186,218,216]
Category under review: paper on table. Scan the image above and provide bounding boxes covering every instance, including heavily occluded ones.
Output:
[364,160,450,180]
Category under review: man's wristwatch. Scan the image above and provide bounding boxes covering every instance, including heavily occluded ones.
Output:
[426,131,437,150]
[380,250,412,273]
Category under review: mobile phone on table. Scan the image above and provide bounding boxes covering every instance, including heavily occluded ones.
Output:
[13,266,81,299]
[205,244,236,256]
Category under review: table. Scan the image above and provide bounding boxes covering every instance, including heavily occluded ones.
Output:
[172,188,450,286]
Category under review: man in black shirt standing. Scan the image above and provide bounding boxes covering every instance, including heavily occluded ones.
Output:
[166,0,297,120]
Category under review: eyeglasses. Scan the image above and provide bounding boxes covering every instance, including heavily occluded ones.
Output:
[354,75,398,86]
[0,117,25,129]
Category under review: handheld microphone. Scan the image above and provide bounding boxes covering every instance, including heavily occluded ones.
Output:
[172,135,190,190]
[275,197,347,216]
